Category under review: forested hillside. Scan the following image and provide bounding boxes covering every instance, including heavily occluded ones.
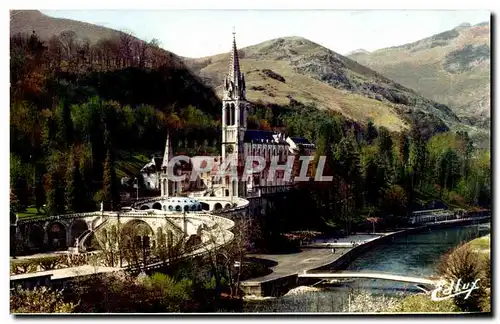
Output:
[10,30,222,214]
[257,104,491,239]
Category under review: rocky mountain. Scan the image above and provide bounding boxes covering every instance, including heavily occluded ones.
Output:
[186,36,461,134]
[349,22,490,129]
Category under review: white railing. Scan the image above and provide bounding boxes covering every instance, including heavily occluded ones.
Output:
[17,211,102,224]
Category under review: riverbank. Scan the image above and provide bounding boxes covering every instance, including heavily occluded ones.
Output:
[241,216,490,297]
[468,234,490,255]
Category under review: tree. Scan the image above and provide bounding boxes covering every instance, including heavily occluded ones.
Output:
[101,128,120,211]
[436,244,486,312]
[11,286,77,313]
[10,153,30,211]
[437,148,461,194]
[365,120,378,144]
[409,126,428,190]
[10,187,20,214]
[364,154,389,207]
[54,101,74,148]
[398,132,411,167]
[119,31,135,67]
[59,30,78,67]
[77,143,95,211]
[65,147,84,212]
[336,129,364,208]
[46,152,66,215]
[102,149,113,211]
[34,171,45,214]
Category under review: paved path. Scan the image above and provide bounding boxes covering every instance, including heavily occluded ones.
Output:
[245,248,351,282]
[11,265,122,281]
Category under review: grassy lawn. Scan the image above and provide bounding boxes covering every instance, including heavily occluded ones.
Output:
[468,234,490,252]
[115,151,152,179]
[17,206,46,220]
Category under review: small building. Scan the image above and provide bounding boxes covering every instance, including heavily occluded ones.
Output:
[139,157,163,190]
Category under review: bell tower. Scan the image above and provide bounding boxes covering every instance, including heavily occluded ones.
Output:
[221,30,247,197]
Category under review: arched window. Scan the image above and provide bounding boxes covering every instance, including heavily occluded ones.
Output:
[175,205,181,212]
[184,205,190,212]
[168,205,173,211]
[230,104,236,125]
[225,104,230,126]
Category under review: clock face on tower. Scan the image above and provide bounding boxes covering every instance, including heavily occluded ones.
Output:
[227,144,234,154]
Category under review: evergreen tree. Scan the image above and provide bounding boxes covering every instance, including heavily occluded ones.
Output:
[46,152,65,215]
[34,177,45,214]
[54,101,74,148]
[364,155,388,207]
[437,148,461,193]
[13,176,29,211]
[102,129,120,211]
[409,127,428,190]
[34,160,46,214]
[398,132,411,167]
[80,143,95,211]
[365,120,378,144]
[334,129,364,209]
[65,147,84,212]
[41,113,58,152]
[102,149,112,211]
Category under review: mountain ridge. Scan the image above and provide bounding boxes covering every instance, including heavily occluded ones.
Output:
[348,21,490,129]
[186,35,460,134]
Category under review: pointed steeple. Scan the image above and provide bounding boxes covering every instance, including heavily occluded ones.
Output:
[224,28,245,100]
[229,29,241,84]
[161,131,173,168]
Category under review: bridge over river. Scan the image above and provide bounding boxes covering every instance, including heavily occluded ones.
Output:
[298,271,439,288]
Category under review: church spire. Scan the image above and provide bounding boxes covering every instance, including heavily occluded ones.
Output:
[161,131,173,169]
[224,28,245,100]
[229,29,241,84]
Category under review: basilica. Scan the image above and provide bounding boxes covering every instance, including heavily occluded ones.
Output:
[157,33,315,199]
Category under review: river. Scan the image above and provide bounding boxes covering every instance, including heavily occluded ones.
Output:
[244,223,491,312]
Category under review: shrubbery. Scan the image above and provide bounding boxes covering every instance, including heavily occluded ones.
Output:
[10,286,78,313]
[10,254,93,275]
[436,243,490,312]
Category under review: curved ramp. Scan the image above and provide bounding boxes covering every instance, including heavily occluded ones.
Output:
[298,272,438,286]
[77,216,109,251]
[127,214,235,272]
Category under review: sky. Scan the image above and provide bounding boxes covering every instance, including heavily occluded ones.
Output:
[41,10,490,58]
